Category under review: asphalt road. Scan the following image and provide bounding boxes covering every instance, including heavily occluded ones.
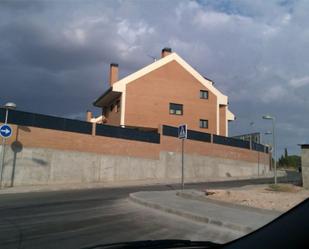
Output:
[0,173,301,249]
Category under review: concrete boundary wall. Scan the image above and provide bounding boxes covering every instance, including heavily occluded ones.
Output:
[1,146,269,187]
[0,124,270,187]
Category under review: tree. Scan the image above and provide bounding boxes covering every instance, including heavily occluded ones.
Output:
[284,148,288,158]
[277,148,300,168]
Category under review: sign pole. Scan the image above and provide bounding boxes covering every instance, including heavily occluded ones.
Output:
[178,124,187,191]
[181,138,184,191]
[0,109,9,188]
[0,138,6,189]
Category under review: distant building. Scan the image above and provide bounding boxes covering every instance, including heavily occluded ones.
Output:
[91,48,235,136]
[233,133,261,144]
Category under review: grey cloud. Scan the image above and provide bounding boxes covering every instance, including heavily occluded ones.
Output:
[0,0,45,11]
[0,21,112,71]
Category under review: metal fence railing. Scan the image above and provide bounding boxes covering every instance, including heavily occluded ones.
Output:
[0,108,269,151]
[96,124,160,143]
[252,141,269,153]
[213,134,251,149]
[162,125,268,153]
[162,125,211,143]
[0,108,160,143]
[0,109,92,135]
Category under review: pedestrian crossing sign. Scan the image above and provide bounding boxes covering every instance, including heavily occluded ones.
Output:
[178,124,187,139]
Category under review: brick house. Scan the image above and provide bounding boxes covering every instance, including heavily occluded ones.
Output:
[91,48,235,136]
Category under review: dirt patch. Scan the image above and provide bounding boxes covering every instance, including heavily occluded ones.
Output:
[266,184,300,193]
[205,184,309,212]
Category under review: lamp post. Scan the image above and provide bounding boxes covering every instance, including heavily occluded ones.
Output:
[264,131,273,173]
[0,102,17,188]
[262,115,277,184]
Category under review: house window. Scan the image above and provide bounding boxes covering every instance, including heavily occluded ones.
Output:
[110,104,114,112]
[200,90,209,99]
[169,103,183,115]
[199,119,208,128]
[115,100,120,112]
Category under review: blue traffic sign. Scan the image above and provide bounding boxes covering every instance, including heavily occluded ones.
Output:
[0,124,12,138]
[178,124,187,139]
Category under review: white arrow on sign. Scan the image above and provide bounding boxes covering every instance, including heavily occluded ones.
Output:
[1,128,10,134]
[0,124,12,138]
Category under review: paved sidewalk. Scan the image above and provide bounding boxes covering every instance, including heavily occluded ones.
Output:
[129,190,282,234]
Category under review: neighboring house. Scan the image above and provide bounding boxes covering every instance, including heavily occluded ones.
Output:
[91,48,235,136]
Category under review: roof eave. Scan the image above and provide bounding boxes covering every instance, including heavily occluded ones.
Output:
[93,87,113,107]
[93,89,122,108]
[227,109,236,121]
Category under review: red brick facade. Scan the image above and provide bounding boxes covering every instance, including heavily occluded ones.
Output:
[93,49,234,136]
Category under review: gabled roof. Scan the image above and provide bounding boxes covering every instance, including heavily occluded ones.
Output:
[112,52,228,105]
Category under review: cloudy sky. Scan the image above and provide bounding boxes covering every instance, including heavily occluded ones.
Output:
[1,0,308,156]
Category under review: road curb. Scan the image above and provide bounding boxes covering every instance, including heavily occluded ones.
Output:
[129,193,253,234]
[176,191,282,216]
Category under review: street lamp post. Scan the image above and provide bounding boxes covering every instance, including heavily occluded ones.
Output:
[264,131,273,172]
[0,102,17,188]
[262,115,277,184]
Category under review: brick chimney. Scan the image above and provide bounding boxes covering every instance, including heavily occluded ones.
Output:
[161,47,172,58]
[109,63,119,85]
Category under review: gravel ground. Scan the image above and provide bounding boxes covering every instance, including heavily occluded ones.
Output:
[205,184,309,212]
